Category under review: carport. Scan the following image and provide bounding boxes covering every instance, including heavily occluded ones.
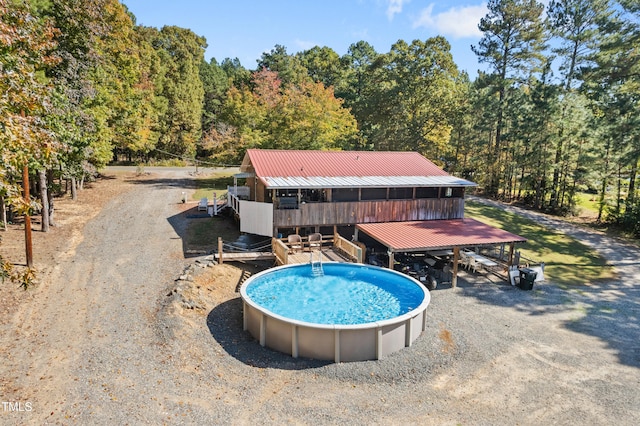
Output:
[355,218,527,288]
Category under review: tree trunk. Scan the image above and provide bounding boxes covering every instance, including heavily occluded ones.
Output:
[616,164,623,217]
[39,169,49,232]
[626,155,638,208]
[47,169,55,226]
[597,140,611,222]
[1,196,7,231]
[71,177,77,201]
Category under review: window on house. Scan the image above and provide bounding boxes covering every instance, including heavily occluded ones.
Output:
[332,188,359,201]
[416,187,438,199]
[389,187,413,199]
[361,188,387,200]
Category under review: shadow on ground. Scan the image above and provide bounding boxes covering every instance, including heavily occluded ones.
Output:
[206,298,330,370]
[124,172,241,259]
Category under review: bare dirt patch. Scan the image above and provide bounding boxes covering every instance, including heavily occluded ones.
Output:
[0,174,130,326]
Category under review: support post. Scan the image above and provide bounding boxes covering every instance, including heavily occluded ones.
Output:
[507,242,515,267]
[218,237,223,264]
[452,247,460,289]
[388,250,394,270]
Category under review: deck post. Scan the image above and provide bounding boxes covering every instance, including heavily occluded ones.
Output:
[218,237,223,264]
[507,242,515,267]
[452,246,460,288]
[388,250,394,270]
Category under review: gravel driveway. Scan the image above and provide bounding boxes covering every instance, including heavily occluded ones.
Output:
[2,169,638,425]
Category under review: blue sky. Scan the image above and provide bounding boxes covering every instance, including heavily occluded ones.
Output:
[121,0,491,76]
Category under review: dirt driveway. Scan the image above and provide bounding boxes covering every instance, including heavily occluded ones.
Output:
[0,168,638,425]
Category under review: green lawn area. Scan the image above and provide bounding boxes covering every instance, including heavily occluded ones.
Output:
[574,192,600,216]
[465,201,615,287]
[192,172,236,201]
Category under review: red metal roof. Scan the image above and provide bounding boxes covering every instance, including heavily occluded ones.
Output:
[356,218,527,252]
[244,149,450,178]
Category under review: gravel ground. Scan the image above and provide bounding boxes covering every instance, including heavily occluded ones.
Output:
[1,168,638,425]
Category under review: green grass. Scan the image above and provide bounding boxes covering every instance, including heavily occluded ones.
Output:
[192,173,236,201]
[465,201,615,287]
[184,172,241,250]
[186,216,240,248]
[574,192,600,216]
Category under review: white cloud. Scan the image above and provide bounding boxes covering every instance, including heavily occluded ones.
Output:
[386,0,410,20]
[412,3,487,39]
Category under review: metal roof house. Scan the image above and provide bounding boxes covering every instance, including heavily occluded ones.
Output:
[229,149,477,237]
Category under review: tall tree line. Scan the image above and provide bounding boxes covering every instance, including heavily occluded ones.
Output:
[2,0,640,286]
[466,0,639,236]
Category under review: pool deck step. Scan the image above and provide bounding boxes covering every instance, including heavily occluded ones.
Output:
[213,252,276,262]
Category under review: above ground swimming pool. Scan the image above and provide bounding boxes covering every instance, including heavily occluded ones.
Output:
[240,262,431,362]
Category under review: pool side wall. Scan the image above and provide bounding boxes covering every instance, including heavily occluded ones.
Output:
[241,263,431,363]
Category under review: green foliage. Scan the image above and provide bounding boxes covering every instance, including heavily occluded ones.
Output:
[472,0,547,196]
[366,37,462,160]
[297,45,342,88]
[200,58,230,136]
[257,44,308,87]
[215,67,357,163]
[0,0,61,286]
[4,0,640,243]
[152,26,206,158]
[0,0,60,169]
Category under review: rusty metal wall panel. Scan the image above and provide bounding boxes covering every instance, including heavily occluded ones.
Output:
[273,199,464,228]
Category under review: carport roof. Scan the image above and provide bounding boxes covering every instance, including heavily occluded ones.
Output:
[356,218,527,252]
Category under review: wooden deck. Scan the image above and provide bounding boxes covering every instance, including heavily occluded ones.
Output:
[285,249,352,265]
[214,234,361,266]
[212,249,348,265]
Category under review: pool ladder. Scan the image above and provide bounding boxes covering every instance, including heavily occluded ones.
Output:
[310,250,324,277]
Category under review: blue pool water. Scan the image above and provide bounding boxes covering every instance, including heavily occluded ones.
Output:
[244,263,426,325]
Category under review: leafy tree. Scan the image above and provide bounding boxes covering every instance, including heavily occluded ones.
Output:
[200,58,230,137]
[257,44,309,86]
[124,24,166,159]
[44,0,132,189]
[448,73,493,180]
[216,68,357,162]
[367,37,463,161]
[152,26,206,158]
[220,57,251,88]
[472,0,546,197]
[1,0,60,285]
[581,1,639,227]
[338,41,379,149]
[273,79,358,150]
[297,45,342,88]
[546,0,611,210]
[94,0,146,163]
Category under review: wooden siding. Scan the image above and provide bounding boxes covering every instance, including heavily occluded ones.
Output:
[273,198,464,228]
